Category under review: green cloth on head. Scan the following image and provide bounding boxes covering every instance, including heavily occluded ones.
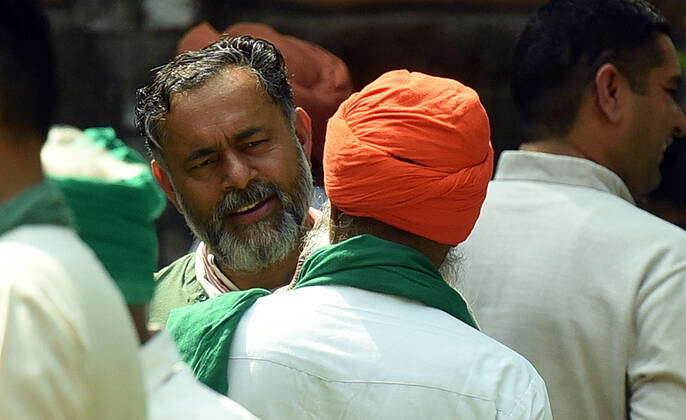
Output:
[0,180,73,236]
[679,52,686,70]
[46,127,166,305]
[167,234,477,394]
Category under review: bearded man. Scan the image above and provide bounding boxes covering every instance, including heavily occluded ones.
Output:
[136,35,315,327]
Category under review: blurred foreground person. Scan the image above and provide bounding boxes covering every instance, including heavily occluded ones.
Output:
[43,126,259,419]
[0,2,145,419]
[460,1,686,419]
[168,70,552,419]
[177,20,353,203]
[137,36,317,328]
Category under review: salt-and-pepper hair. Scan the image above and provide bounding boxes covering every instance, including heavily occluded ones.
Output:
[135,35,296,166]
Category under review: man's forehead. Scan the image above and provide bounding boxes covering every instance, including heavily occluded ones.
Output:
[653,34,681,76]
[169,66,263,108]
[160,67,284,150]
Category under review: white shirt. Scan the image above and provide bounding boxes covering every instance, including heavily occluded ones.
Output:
[227,285,552,419]
[0,225,146,420]
[460,151,686,420]
[142,330,259,420]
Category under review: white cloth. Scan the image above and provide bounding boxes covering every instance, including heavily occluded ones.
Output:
[227,285,552,419]
[0,225,146,420]
[459,151,686,420]
[195,241,241,298]
[142,330,259,419]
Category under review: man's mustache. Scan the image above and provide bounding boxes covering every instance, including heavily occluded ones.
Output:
[211,182,280,224]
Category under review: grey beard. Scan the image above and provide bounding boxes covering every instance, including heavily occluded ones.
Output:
[176,142,313,273]
[438,246,462,291]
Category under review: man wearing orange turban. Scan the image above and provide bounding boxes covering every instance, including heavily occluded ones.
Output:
[166,70,552,419]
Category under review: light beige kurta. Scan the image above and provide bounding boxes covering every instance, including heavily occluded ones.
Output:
[0,225,146,420]
[460,151,686,419]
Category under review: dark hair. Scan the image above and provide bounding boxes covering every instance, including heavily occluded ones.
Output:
[0,0,57,140]
[511,0,670,142]
[135,35,295,164]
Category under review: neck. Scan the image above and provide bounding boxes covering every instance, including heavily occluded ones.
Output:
[329,206,449,268]
[0,132,45,204]
[216,244,302,290]
[520,138,590,160]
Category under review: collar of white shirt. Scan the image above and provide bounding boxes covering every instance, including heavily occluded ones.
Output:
[495,150,635,205]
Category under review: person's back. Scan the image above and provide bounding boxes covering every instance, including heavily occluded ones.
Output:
[0,222,146,419]
[228,283,549,419]
[460,0,686,418]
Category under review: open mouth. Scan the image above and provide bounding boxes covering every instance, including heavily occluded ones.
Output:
[230,197,269,215]
[226,196,277,224]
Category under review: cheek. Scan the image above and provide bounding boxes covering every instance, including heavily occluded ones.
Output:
[256,148,301,188]
[177,180,222,219]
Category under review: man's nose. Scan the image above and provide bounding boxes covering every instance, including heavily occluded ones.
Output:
[221,151,257,190]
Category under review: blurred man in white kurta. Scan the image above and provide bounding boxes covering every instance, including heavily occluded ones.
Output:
[0,1,145,418]
[459,1,686,419]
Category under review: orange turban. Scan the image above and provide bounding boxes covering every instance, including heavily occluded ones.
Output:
[324,70,493,246]
[177,22,353,185]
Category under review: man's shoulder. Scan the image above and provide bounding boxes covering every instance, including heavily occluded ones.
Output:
[0,225,115,293]
[149,253,206,328]
[143,331,258,419]
[154,253,197,285]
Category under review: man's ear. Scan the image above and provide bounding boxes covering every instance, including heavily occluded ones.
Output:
[294,107,313,163]
[594,63,631,124]
[151,160,181,212]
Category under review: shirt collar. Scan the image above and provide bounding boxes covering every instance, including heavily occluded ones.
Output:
[495,151,635,205]
[140,330,185,394]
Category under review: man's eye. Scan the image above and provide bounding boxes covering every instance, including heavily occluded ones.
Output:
[192,159,213,169]
[246,139,269,149]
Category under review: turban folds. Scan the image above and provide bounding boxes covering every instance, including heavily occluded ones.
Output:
[43,127,166,305]
[324,70,493,246]
[177,21,353,185]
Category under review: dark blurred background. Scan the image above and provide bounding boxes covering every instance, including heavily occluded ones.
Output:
[42,0,686,265]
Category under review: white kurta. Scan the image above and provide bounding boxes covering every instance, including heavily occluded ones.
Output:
[0,225,146,419]
[460,151,686,420]
[227,285,552,419]
[142,330,259,420]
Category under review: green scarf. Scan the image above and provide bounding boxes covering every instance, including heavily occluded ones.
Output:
[0,180,73,236]
[48,127,166,305]
[168,234,477,394]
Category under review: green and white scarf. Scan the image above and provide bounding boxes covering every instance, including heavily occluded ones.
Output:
[168,234,477,394]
